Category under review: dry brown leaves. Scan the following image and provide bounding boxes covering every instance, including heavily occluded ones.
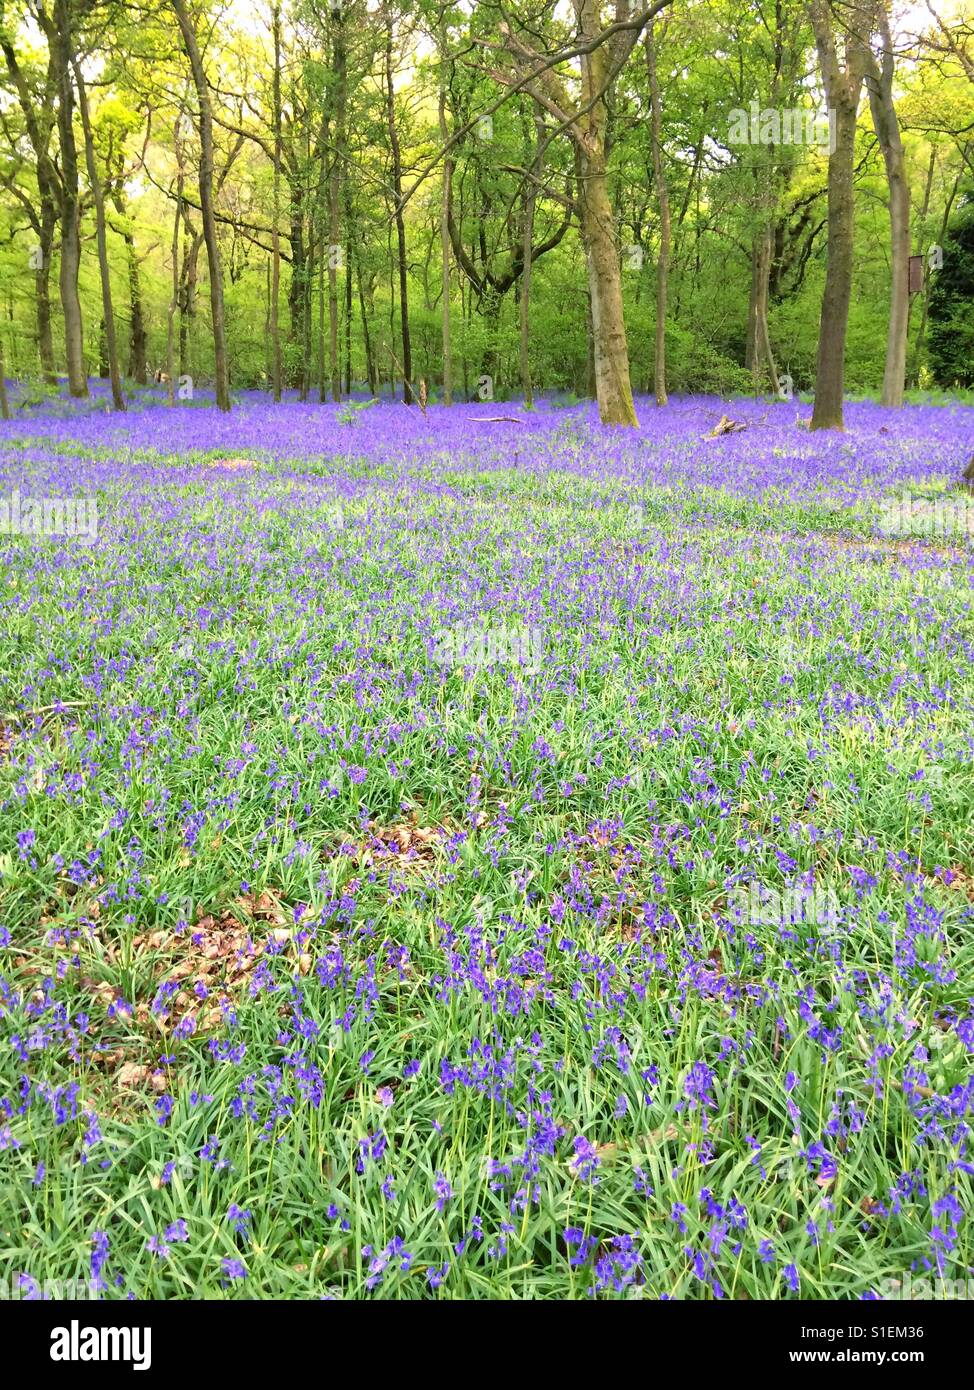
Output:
[331,809,469,871]
[83,890,311,1106]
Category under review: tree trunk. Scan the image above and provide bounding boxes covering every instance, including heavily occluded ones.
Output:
[344,202,353,393]
[519,161,537,406]
[167,155,182,406]
[385,17,412,403]
[865,4,909,408]
[52,0,87,397]
[573,0,637,425]
[356,256,376,395]
[0,334,9,419]
[172,0,231,411]
[270,3,283,401]
[74,60,125,410]
[327,10,347,403]
[438,37,453,406]
[111,188,148,383]
[646,21,670,407]
[748,226,780,395]
[36,207,57,382]
[809,0,866,431]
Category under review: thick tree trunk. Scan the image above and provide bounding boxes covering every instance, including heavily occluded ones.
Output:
[172,0,231,411]
[74,61,125,410]
[573,0,637,425]
[53,0,87,397]
[577,148,637,424]
[809,0,866,431]
[866,6,909,408]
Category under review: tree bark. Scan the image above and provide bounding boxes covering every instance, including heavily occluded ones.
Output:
[809,0,866,431]
[270,3,283,401]
[519,135,540,406]
[51,0,87,397]
[438,31,453,405]
[0,32,59,381]
[385,15,412,403]
[172,0,231,410]
[32,206,57,382]
[572,0,637,424]
[0,333,9,419]
[167,152,182,406]
[327,9,347,403]
[748,226,780,395]
[73,60,125,410]
[645,20,670,406]
[865,2,909,408]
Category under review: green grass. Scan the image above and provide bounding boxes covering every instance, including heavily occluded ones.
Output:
[1,446,972,1300]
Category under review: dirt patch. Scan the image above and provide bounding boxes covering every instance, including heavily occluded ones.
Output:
[207,456,258,471]
[801,530,972,564]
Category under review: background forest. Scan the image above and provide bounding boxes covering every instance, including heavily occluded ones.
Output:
[1,0,974,420]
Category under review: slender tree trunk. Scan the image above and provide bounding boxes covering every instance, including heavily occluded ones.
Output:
[646,21,670,406]
[344,210,353,393]
[167,160,182,406]
[0,333,9,419]
[123,230,147,383]
[865,4,909,408]
[36,207,57,382]
[111,187,147,383]
[73,61,125,410]
[270,3,283,401]
[357,256,376,394]
[748,226,780,394]
[438,33,453,405]
[327,10,347,403]
[385,17,412,403]
[519,159,537,406]
[52,0,87,397]
[809,0,866,431]
[172,0,231,410]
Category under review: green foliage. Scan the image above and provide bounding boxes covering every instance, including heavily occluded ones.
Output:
[928,186,974,389]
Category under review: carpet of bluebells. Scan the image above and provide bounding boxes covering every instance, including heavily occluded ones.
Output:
[1,386,973,1300]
